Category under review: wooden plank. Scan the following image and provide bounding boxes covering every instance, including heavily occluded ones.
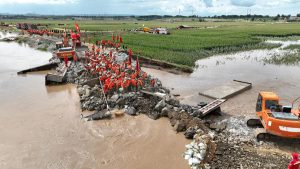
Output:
[199,99,226,116]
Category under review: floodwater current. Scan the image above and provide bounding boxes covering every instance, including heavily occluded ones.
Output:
[144,41,300,115]
[0,34,190,169]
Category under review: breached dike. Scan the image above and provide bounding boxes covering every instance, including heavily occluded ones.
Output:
[13,32,225,169]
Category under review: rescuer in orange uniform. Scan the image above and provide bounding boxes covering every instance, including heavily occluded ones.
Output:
[288,153,300,169]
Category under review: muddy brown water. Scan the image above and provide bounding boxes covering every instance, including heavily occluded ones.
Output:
[144,44,300,154]
[0,41,190,169]
[144,46,300,114]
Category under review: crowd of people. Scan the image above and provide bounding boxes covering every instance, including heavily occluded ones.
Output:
[83,40,157,95]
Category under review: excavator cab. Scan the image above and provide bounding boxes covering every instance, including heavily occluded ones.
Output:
[248,91,300,140]
[256,92,279,113]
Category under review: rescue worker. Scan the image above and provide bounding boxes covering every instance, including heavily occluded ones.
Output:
[128,48,132,65]
[288,153,300,169]
[73,53,77,64]
[92,44,95,52]
[64,56,68,67]
[96,47,100,55]
[150,79,155,87]
[109,50,113,59]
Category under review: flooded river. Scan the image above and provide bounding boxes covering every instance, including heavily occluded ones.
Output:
[0,41,189,169]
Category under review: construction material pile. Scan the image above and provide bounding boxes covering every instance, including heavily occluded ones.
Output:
[183,133,213,169]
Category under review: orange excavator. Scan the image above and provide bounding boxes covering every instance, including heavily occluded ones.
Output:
[55,28,75,59]
[247,91,300,141]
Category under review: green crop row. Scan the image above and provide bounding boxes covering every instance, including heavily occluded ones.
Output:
[2,19,300,68]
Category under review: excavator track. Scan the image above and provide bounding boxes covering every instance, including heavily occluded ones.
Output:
[246,118,263,128]
[254,128,300,143]
[255,128,272,141]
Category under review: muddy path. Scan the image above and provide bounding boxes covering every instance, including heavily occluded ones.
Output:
[0,41,190,169]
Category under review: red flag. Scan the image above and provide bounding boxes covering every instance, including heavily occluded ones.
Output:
[73,53,77,62]
[136,57,140,72]
[120,36,123,43]
[70,30,77,40]
[75,22,80,33]
[109,50,113,59]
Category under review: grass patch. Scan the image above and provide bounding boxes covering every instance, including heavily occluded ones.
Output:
[37,44,49,51]
[15,36,28,43]
[283,44,300,50]
[263,52,300,65]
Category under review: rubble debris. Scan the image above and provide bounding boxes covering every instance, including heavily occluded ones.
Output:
[183,133,213,169]
[210,140,289,169]
[184,126,205,139]
[124,106,137,116]
[45,62,69,85]
[209,122,226,133]
[83,109,112,121]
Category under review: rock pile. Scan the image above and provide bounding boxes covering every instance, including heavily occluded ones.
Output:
[20,34,58,51]
[206,115,291,169]
[183,133,211,169]
[210,139,289,169]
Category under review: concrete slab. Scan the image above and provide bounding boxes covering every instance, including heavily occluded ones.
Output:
[45,63,69,85]
[17,62,58,74]
[199,80,252,99]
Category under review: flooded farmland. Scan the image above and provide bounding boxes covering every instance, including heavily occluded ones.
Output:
[144,41,300,112]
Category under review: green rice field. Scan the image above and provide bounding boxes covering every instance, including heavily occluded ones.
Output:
[3,19,300,68]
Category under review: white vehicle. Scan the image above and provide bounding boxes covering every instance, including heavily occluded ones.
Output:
[155,28,168,35]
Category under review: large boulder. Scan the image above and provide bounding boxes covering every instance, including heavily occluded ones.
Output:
[173,120,186,132]
[148,111,160,120]
[85,110,112,121]
[161,106,170,117]
[124,106,137,116]
[154,99,166,111]
[166,97,180,107]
